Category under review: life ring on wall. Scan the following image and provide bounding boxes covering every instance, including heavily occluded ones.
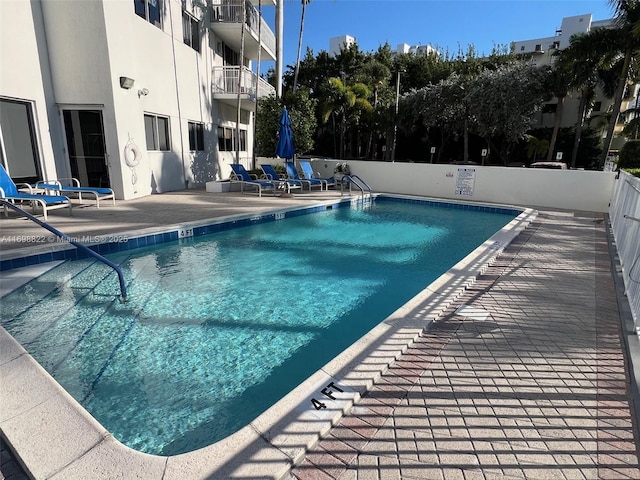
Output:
[124,139,141,168]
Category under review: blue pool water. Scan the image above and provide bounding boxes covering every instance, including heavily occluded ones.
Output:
[1,199,517,455]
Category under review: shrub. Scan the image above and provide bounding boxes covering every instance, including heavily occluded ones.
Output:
[618,140,640,169]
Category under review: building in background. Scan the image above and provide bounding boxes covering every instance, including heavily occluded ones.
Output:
[512,13,638,153]
[395,43,440,57]
[0,0,277,200]
[329,35,356,57]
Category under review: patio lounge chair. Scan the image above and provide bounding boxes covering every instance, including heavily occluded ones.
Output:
[284,161,323,191]
[260,164,303,193]
[229,163,282,197]
[299,161,335,190]
[0,165,71,220]
[36,178,115,208]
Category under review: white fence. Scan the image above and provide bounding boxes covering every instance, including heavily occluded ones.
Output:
[609,171,640,331]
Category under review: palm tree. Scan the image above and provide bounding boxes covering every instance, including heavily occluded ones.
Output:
[599,0,640,166]
[292,0,311,91]
[526,135,549,163]
[320,77,372,158]
[556,29,618,167]
[546,54,572,161]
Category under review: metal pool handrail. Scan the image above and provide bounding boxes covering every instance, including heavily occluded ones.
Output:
[340,175,373,203]
[0,199,128,301]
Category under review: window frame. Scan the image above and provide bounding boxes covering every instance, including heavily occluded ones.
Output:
[134,0,162,29]
[182,10,200,52]
[0,97,42,183]
[217,126,246,152]
[188,121,205,151]
[144,113,171,151]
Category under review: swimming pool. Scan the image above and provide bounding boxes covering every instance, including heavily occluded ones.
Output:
[0,196,520,456]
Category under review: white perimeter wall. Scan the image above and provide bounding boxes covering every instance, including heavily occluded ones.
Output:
[309,160,617,213]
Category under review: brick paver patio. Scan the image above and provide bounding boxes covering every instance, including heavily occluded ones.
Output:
[288,212,640,480]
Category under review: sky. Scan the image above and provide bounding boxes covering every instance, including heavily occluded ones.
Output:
[261,0,616,70]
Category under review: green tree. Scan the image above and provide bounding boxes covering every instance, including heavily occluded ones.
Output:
[353,60,391,158]
[600,0,640,166]
[318,77,372,158]
[555,30,616,167]
[619,139,640,167]
[546,51,573,161]
[255,91,317,157]
[525,135,550,163]
[400,74,466,163]
[467,62,551,164]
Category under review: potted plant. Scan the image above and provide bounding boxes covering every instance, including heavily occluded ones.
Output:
[333,162,350,181]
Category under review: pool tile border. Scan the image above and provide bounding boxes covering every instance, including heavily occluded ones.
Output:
[0,195,520,272]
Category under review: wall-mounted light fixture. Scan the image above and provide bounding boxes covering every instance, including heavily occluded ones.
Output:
[138,88,149,98]
[119,76,135,89]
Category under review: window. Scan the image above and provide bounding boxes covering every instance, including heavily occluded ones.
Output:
[144,114,170,151]
[217,126,246,152]
[541,103,557,114]
[534,44,542,52]
[592,101,602,112]
[218,127,233,151]
[0,98,41,183]
[182,11,200,52]
[520,46,525,52]
[188,122,205,151]
[134,0,162,28]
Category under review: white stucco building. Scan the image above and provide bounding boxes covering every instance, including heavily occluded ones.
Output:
[0,0,277,200]
[395,43,440,57]
[329,35,356,57]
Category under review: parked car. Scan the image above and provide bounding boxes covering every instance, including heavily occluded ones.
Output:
[530,162,568,170]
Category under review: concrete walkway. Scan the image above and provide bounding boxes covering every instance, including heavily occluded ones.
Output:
[1,191,639,479]
[288,211,640,480]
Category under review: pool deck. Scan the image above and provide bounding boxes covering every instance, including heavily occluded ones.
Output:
[1,189,640,479]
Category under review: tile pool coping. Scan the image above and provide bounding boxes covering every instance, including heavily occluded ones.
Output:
[0,195,536,479]
[0,194,521,272]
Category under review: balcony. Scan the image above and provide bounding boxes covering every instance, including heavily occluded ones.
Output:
[210,0,276,61]
[212,66,276,109]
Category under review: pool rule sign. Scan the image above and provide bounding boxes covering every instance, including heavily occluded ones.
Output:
[455,168,476,196]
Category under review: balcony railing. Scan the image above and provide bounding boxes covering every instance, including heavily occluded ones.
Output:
[212,66,275,98]
[210,0,276,58]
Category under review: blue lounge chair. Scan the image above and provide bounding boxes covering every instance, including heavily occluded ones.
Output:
[259,164,302,193]
[229,164,282,197]
[36,178,115,208]
[284,161,323,191]
[299,161,335,190]
[0,165,71,220]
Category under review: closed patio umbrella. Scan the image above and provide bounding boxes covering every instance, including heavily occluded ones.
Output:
[275,108,295,160]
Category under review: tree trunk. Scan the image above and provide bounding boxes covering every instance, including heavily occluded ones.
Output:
[546,96,565,162]
[292,2,307,91]
[599,48,632,167]
[571,88,590,168]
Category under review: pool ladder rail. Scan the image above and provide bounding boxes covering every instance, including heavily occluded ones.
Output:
[0,199,128,301]
[339,174,373,205]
